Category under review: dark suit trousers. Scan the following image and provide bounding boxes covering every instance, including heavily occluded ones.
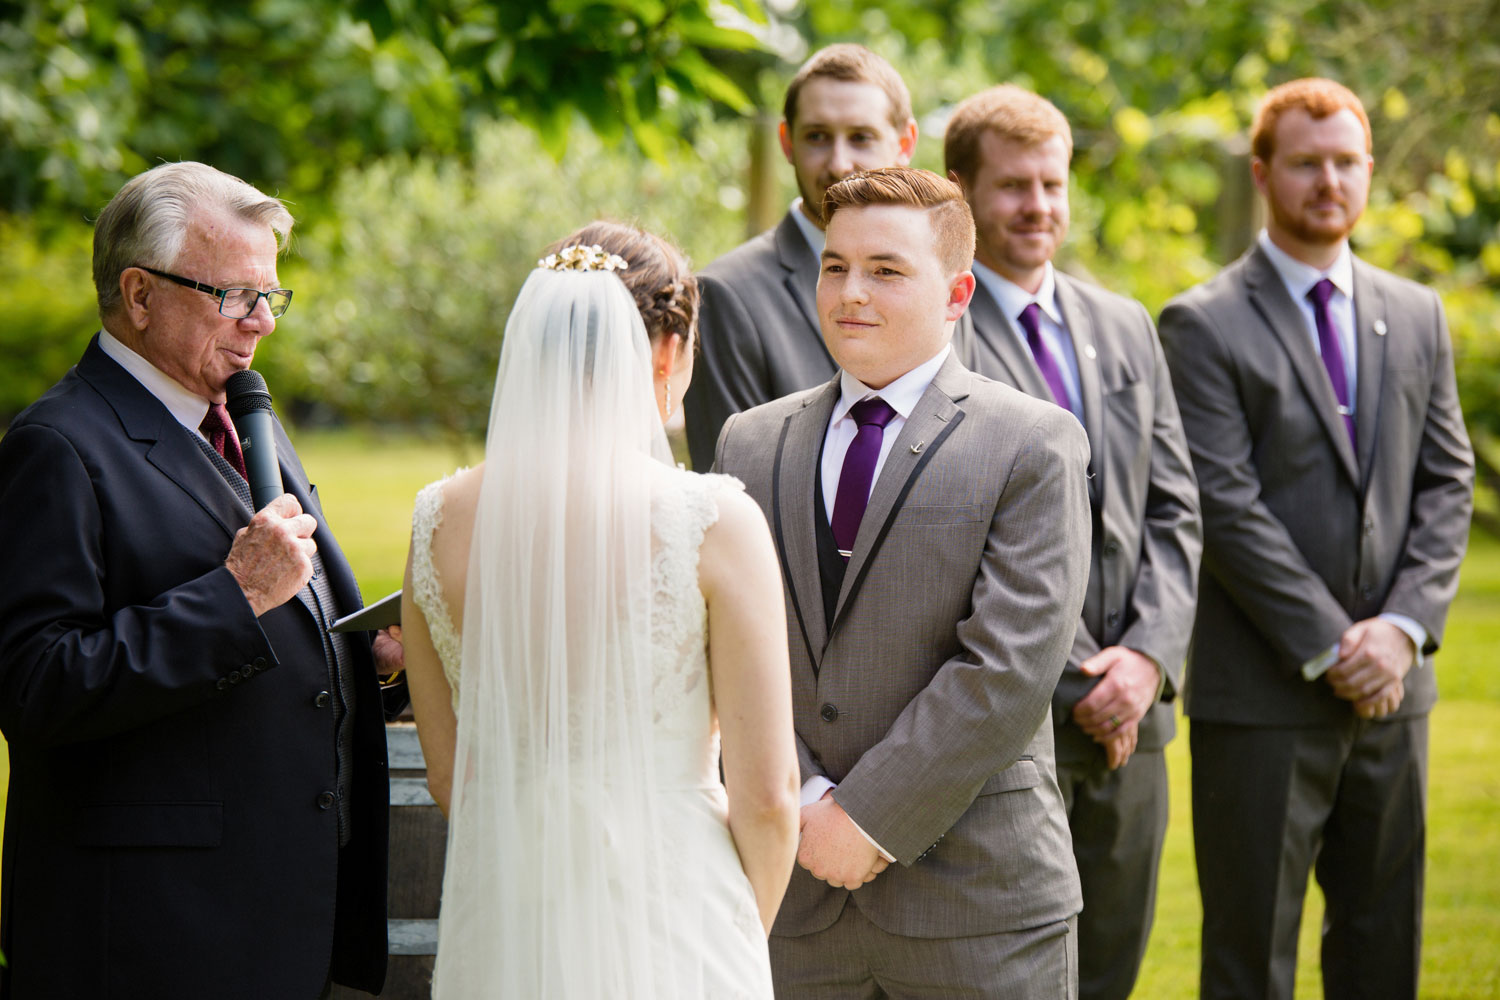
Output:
[1055,750,1168,1000]
[770,905,1077,1000]
[1191,716,1427,1000]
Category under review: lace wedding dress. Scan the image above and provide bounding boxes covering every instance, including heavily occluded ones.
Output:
[410,464,772,998]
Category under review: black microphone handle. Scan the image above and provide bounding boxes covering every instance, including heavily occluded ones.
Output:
[225,370,284,511]
[235,408,285,510]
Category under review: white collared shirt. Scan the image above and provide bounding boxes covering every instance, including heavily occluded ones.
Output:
[99,329,213,438]
[972,261,1083,420]
[790,197,826,256]
[819,344,950,523]
[1257,229,1358,409]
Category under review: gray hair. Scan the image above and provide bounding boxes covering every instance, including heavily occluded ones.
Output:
[92,161,295,319]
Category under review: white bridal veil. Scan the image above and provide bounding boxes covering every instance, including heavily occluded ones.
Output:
[431,262,689,996]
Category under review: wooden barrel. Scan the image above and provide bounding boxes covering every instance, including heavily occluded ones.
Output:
[332,722,447,998]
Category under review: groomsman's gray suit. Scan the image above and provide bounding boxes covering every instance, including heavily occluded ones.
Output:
[962,272,1201,1000]
[1158,243,1473,998]
[715,352,1091,992]
[684,211,835,470]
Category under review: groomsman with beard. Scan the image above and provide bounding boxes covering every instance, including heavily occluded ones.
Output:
[944,86,1201,1000]
[1158,78,1473,999]
[716,166,1090,998]
[684,44,917,469]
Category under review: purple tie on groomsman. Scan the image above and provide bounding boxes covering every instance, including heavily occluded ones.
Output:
[1308,278,1356,450]
[1018,303,1072,412]
[830,396,898,560]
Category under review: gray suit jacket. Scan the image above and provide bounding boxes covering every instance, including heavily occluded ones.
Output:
[684,210,836,470]
[1158,245,1473,727]
[962,275,1201,761]
[715,353,1090,939]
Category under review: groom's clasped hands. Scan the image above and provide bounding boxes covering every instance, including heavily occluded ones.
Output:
[797,790,891,890]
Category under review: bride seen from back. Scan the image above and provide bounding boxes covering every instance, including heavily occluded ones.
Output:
[400,222,799,998]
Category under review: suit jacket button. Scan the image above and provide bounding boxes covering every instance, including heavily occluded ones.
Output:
[820,703,839,722]
[1103,540,1119,558]
[1361,585,1374,600]
[253,656,268,670]
[1106,610,1121,628]
[317,791,335,810]
[314,691,332,708]
[228,670,243,684]
[216,678,229,691]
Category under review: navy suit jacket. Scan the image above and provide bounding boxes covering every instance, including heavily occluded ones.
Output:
[0,338,388,998]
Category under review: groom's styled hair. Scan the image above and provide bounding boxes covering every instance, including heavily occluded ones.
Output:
[820,167,976,274]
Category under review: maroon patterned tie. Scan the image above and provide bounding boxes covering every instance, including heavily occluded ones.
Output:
[1308,278,1356,449]
[200,402,248,479]
[830,397,897,561]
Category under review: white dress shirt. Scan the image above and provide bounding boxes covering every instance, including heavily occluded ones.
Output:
[790,197,826,256]
[99,329,213,437]
[818,345,951,523]
[972,260,1083,421]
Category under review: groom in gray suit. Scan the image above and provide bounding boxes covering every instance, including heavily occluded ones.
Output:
[716,166,1091,997]
[684,44,917,469]
[945,86,1202,1000]
[1159,79,1473,999]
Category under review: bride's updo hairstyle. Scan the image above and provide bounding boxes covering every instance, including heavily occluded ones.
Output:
[545,222,699,348]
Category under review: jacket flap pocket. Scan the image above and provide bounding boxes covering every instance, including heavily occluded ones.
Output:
[75,802,223,848]
[977,759,1041,795]
[893,502,987,526]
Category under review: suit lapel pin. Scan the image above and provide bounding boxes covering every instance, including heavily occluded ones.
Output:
[1083,344,1097,360]
[1374,319,1388,336]
[910,441,925,454]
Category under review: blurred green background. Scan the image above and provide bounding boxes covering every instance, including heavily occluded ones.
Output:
[3,0,1498,995]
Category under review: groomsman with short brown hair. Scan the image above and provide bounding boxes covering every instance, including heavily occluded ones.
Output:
[1158,78,1474,999]
[945,85,1202,1000]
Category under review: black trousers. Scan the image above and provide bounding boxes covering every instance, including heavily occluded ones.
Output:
[1191,715,1427,1000]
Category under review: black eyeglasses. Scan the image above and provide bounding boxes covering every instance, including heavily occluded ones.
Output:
[138,266,293,319]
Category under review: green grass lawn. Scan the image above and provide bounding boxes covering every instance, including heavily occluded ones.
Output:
[3,431,1497,996]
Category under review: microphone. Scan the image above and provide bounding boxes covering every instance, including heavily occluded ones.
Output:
[225,370,284,511]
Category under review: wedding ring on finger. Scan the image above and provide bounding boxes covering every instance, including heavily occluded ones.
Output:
[1109,714,1121,731]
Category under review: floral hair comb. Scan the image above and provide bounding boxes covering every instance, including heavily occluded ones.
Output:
[538,244,630,273]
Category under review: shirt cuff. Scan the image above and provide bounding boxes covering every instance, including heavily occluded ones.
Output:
[845,811,896,864]
[800,775,835,807]
[1301,641,1340,681]
[801,777,895,862]
[1379,612,1428,669]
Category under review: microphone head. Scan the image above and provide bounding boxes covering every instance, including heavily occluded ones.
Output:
[226,369,273,418]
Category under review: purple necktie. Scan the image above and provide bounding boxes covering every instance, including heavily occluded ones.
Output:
[1308,278,1356,449]
[1018,303,1071,411]
[830,397,897,560]
[201,402,248,479]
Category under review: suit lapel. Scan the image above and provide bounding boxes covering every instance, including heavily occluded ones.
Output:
[774,211,833,368]
[1351,258,1388,488]
[1054,275,1105,501]
[77,339,249,540]
[968,282,1050,398]
[832,356,968,632]
[774,380,839,661]
[1244,247,1359,484]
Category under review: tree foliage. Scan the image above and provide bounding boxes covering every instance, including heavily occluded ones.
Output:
[0,0,764,218]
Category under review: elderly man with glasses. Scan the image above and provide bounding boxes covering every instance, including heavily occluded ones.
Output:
[0,161,396,999]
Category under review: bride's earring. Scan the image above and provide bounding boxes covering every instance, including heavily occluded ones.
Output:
[659,367,672,419]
